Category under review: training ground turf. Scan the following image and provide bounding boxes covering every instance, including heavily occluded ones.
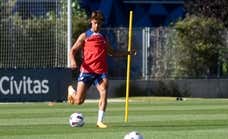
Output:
[0,97,228,139]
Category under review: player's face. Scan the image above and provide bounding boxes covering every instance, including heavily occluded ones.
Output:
[91,19,102,32]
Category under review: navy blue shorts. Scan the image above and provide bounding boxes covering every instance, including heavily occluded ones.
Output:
[77,72,108,87]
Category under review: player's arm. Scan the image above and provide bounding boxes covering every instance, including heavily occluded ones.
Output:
[107,41,136,57]
[69,33,86,69]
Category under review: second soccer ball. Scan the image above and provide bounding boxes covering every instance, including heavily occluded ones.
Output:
[124,131,144,139]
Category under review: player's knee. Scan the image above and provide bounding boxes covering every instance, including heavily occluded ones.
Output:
[100,90,107,98]
[99,87,107,94]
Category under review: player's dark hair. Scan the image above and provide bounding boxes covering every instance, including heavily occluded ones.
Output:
[90,10,104,21]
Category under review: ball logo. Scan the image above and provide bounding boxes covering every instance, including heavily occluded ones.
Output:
[0,76,49,95]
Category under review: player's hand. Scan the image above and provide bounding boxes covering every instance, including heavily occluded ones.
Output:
[70,62,78,70]
[129,49,137,56]
[71,66,80,77]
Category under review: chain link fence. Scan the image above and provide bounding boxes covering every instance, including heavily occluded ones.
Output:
[102,28,143,79]
[104,27,228,79]
[0,0,67,68]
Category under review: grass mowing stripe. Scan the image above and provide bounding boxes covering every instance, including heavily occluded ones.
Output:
[1,121,228,138]
[1,97,228,139]
[1,114,228,126]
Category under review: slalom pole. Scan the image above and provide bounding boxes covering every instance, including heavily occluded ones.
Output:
[125,11,133,123]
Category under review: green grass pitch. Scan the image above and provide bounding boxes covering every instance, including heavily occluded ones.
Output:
[1,97,228,139]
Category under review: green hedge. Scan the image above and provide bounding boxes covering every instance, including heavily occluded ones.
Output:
[165,16,226,78]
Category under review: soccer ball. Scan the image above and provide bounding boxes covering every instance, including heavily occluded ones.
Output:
[124,131,144,139]
[69,112,85,127]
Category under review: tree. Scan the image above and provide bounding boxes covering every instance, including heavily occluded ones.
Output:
[71,0,88,40]
[169,15,226,78]
[185,0,228,27]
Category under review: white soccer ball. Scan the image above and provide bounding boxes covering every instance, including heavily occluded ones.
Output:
[124,131,144,139]
[69,112,85,127]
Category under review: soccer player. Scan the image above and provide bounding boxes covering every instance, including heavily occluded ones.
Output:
[67,10,136,128]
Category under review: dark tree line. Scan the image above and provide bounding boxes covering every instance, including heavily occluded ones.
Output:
[185,0,228,27]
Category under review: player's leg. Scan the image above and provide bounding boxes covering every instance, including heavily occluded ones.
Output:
[68,72,94,105]
[67,82,87,105]
[95,74,108,128]
[96,78,108,111]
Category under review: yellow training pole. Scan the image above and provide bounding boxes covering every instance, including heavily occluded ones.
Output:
[125,11,133,123]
